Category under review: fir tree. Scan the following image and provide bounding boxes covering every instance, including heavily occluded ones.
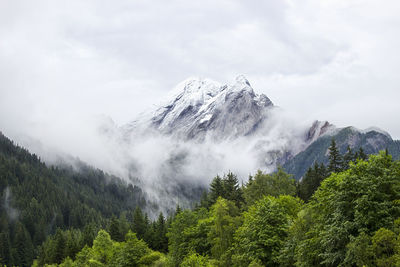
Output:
[357,147,368,161]
[12,222,34,267]
[132,207,147,240]
[109,216,123,242]
[328,138,343,173]
[343,145,354,170]
[222,172,244,208]
[208,175,224,206]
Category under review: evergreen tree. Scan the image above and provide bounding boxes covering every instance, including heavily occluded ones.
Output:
[222,172,244,208]
[153,213,168,253]
[357,147,368,161]
[343,145,354,170]
[208,175,224,206]
[82,223,96,247]
[53,229,66,264]
[12,222,34,267]
[298,162,329,202]
[175,204,182,216]
[328,138,343,173]
[0,232,11,266]
[109,216,123,242]
[131,207,147,240]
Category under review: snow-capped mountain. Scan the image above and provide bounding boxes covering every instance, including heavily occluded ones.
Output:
[124,75,274,141]
[120,75,400,181]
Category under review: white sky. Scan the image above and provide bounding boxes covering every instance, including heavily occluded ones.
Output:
[1,0,400,139]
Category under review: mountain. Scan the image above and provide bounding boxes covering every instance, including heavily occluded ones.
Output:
[284,126,400,179]
[123,75,274,141]
[121,75,400,181]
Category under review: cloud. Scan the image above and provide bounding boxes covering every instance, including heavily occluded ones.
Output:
[1,0,400,201]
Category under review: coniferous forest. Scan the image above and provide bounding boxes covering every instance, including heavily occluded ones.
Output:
[1,132,400,266]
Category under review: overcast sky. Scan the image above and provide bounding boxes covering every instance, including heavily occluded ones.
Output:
[1,0,400,140]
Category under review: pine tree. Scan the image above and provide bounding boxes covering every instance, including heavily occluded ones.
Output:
[82,223,96,247]
[0,232,11,266]
[328,138,343,173]
[222,172,244,208]
[343,145,354,170]
[132,207,147,240]
[109,216,123,242]
[357,147,368,161]
[175,204,182,216]
[153,212,168,253]
[298,162,330,202]
[53,229,66,264]
[208,175,224,206]
[12,222,34,267]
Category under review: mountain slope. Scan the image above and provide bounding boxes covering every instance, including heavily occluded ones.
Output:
[124,75,274,141]
[0,131,146,266]
[283,126,400,179]
[121,75,400,182]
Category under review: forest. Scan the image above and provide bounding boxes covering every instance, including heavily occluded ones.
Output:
[1,131,400,266]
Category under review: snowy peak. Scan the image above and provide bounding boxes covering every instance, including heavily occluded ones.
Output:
[126,76,274,140]
[167,78,222,106]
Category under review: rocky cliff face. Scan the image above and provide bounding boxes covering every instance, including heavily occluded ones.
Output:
[284,126,400,179]
[124,75,274,141]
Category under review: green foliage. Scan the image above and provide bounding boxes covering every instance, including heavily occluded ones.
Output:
[287,151,400,266]
[204,172,244,209]
[233,195,303,266]
[113,231,149,266]
[297,162,329,202]
[181,251,211,267]
[44,229,162,267]
[167,208,210,266]
[328,138,343,173]
[0,132,145,266]
[244,167,296,205]
[4,130,400,267]
[343,232,374,267]
[208,197,241,266]
[132,207,148,240]
[371,228,399,267]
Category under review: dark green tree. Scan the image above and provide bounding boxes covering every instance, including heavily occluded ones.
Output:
[208,175,224,206]
[53,229,66,264]
[131,207,147,240]
[343,145,354,170]
[328,138,343,173]
[357,147,368,161]
[153,213,168,253]
[12,222,34,267]
[0,232,11,266]
[109,216,124,242]
[298,162,329,202]
[222,172,244,208]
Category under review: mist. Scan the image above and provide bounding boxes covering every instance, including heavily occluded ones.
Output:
[3,187,19,221]
[3,102,313,214]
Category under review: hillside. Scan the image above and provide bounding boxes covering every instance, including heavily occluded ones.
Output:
[284,127,400,179]
[0,132,145,266]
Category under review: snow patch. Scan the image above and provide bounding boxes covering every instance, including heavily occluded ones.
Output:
[200,114,213,124]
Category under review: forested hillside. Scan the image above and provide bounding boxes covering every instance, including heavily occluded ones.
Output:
[34,141,400,266]
[0,132,146,266]
[2,131,400,266]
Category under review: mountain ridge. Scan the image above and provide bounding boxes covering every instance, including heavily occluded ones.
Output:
[120,76,400,180]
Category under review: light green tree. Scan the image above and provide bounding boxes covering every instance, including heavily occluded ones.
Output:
[233,195,303,266]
